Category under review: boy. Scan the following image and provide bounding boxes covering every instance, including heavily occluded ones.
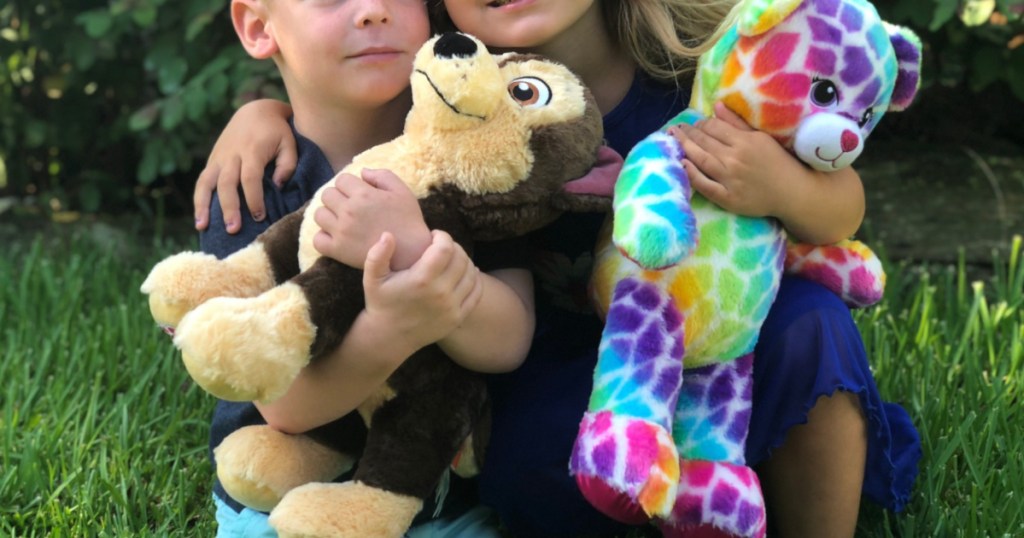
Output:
[205,1,533,535]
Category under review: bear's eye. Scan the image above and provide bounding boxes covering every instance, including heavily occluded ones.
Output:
[858,108,874,128]
[508,77,552,108]
[809,78,839,107]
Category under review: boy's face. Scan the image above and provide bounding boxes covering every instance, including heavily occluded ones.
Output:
[267,0,431,109]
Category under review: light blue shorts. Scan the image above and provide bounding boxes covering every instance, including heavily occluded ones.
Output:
[213,494,502,538]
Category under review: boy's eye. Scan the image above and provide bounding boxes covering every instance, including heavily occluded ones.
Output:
[859,108,874,127]
[809,78,839,107]
[508,77,551,108]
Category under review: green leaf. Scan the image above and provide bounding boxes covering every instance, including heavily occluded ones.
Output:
[182,86,207,121]
[138,140,160,184]
[207,72,229,100]
[970,46,1005,91]
[931,0,961,31]
[78,183,102,213]
[128,103,160,131]
[65,34,98,71]
[75,11,114,39]
[157,57,188,94]
[131,6,159,28]
[959,0,996,26]
[1007,51,1024,101]
[24,119,47,148]
[185,11,217,42]
[160,96,184,131]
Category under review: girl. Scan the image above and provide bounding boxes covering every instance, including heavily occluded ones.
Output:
[198,1,920,536]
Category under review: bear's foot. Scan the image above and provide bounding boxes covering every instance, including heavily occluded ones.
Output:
[215,425,356,512]
[571,411,679,523]
[140,248,276,330]
[174,282,316,402]
[269,481,421,538]
[657,460,766,538]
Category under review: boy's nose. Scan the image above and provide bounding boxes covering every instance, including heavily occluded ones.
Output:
[434,33,477,59]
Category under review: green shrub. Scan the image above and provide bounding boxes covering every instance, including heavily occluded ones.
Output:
[879,0,1024,98]
[0,1,283,216]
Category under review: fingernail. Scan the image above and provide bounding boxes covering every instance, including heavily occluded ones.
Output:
[252,211,264,221]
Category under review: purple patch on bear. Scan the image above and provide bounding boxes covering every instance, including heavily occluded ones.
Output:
[840,2,863,32]
[841,45,871,85]
[805,46,837,74]
[854,78,881,110]
[654,364,683,401]
[808,16,842,45]
[738,500,763,533]
[606,302,643,333]
[892,33,921,63]
[812,0,840,18]
[593,438,617,476]
[631,282,662,309]
[891,68,919,107]
[711,483,739,514]
[728,408,752,443]
[637,322,666,359]
[709,368,736,404]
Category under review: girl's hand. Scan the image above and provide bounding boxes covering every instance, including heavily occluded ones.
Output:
[194,99,297,233]
[313,169,432,271]
[670,102,864,243]
[362,231,484,353]
[669,102,798,218]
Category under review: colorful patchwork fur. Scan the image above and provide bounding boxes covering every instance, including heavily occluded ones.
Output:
[569,0,922,536]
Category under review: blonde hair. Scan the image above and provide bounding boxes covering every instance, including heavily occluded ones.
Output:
[603,0,739,86]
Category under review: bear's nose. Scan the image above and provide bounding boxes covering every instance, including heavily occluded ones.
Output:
[434,33,477,59]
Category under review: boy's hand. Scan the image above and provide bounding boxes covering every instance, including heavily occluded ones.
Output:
[362,231,484,354]
[669,102,805,218]
[194,99,297,233]
[313,169,431,270]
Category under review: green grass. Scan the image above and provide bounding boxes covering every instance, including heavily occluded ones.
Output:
[1,228,1021,536]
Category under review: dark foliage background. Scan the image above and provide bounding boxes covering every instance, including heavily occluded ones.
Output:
[0,0,1021,220]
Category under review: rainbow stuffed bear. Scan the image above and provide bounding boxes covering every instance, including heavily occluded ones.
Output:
[569,0,922,536]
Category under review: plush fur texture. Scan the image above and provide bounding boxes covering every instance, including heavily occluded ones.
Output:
[142,33,615,537]
[568,1,922,536]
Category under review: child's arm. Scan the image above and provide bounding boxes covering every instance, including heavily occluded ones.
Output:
[194,99,296,233]
[257,232,533,433]
[672,103,865,245]
[312,169,535,372]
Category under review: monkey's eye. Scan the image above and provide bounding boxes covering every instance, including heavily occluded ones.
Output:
[508,77,552,108]
[809,78,839,107]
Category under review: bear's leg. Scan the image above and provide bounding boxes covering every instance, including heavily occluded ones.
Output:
[215,424,361,512]
[571,277,683,522]
[657,354,766,538]
[270,348,488,538]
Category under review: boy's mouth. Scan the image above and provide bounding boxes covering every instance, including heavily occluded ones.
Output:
[488,0,518,7]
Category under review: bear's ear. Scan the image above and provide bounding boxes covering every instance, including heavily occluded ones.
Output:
[735,0,804,36]
[885,22,923,112]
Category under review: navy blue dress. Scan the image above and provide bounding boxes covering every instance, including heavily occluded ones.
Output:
[476,71,921,537]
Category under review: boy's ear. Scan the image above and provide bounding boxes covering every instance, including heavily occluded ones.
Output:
[232,0,278,59]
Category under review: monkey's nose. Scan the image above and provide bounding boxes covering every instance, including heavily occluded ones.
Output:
[434,33,478,59]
